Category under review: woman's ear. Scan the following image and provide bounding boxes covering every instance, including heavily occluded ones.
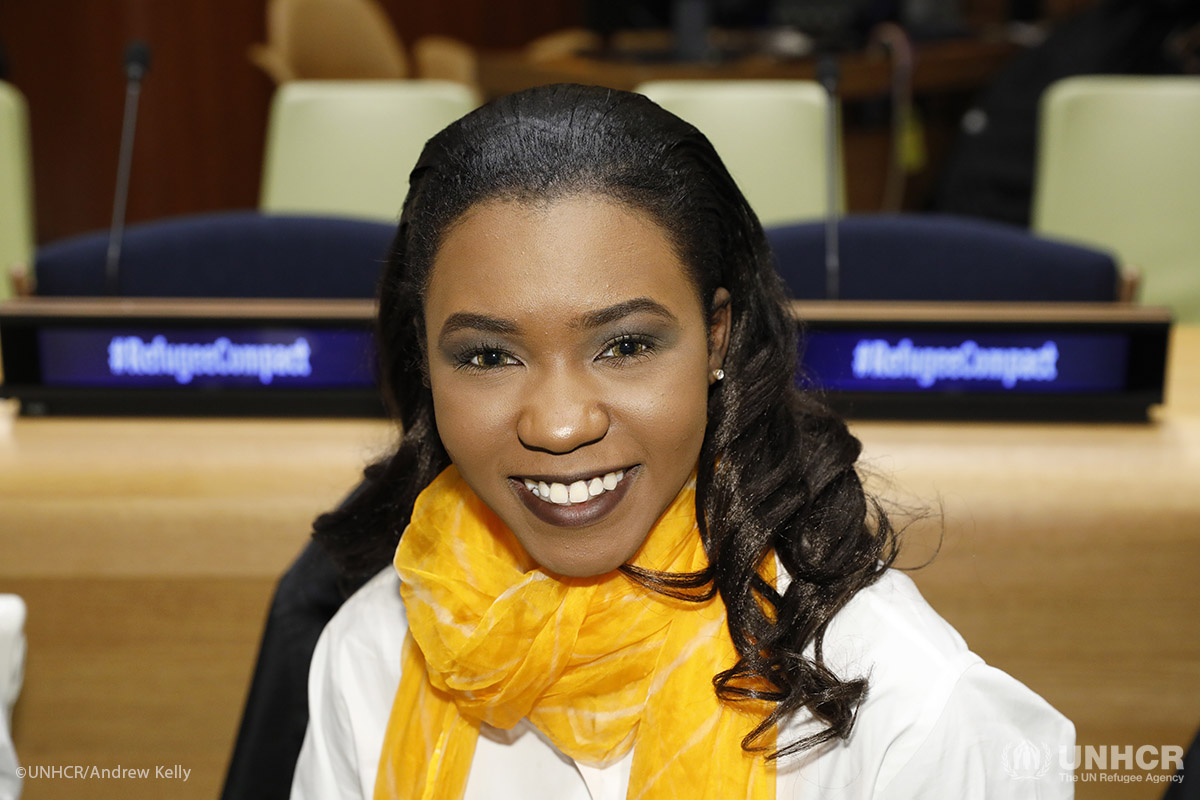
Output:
[708,287,731,381]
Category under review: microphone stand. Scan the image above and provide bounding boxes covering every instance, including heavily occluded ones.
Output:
[673,0,711,61]
[106,41,150,295]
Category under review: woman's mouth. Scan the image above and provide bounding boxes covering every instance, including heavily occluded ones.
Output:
[521,469,625,505]
[510,467,636,528]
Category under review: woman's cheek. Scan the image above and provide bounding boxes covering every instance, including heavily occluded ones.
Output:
[432,373,516,460]
[610,370,709,455]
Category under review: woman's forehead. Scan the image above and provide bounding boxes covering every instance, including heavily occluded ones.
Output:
[422,195,706,329]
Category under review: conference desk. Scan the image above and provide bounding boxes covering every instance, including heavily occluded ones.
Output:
[1,327,1197,800]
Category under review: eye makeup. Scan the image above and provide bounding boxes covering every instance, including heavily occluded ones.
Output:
[451,341,520,372]
[596,332,660,364]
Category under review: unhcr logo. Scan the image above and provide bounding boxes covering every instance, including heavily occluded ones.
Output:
[1002,739,1054,780]
[1000,740,1186,785]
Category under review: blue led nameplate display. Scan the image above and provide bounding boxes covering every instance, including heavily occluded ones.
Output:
[0,298,1171,419]
[801,330,1130,394]
[36,327,375,390]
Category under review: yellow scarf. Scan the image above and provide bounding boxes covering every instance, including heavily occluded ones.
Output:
[374,465,775,800]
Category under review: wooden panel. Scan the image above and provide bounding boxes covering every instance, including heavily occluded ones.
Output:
[0,1,273,244]
[0,415,395,577]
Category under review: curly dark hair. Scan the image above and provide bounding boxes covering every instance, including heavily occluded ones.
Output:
[314,83,898,759]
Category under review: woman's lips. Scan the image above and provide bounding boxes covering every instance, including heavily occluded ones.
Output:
[510,466,637,528]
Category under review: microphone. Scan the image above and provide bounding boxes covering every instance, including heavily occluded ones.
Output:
[105,41,151,295]
[673,0,711,61]
[817,53,840,301]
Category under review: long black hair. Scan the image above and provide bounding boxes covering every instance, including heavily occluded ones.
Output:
[314,83,898,759]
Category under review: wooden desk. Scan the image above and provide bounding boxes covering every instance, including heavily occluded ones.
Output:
[1,327,1196,800]
[0,416,397,800]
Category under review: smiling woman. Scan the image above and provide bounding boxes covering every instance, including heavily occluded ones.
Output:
[292,84,1074,800]
[425,196,726,577]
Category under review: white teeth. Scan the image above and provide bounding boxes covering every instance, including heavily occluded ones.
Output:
[523,470,626,506]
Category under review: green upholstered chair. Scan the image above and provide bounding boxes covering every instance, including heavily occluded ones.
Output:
[258,80,478,223]
[636,80,842,228]
[0,82,34,301]
[1032,76,1200,322]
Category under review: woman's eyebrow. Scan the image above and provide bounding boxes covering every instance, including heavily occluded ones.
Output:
[437,298,677,345]
[574,298,678,330]
[438,312,520,345]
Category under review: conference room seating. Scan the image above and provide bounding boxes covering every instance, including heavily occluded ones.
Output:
[411,36,480,91]
[248,0,408,83]
[33,212,394,298]
[259,80,478,222]
[1032,76,1200,322]
[636,80,841,227]
[0,81,35,301]
[248,0,481,95]
[767,214,1124,302]
[524,27,603,61]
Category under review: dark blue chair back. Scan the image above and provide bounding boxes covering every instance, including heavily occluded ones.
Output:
[766,214,1121,302]
[34,212,395,298]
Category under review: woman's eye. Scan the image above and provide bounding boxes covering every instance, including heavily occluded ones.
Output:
[459,348,518,370]
[600,337,654,360]
[474,350,506,366]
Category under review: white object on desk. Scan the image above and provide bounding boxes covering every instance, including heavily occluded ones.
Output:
[0,594,26,800]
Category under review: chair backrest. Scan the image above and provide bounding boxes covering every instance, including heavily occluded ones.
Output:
[636,80,842,227]
[412,36,480,95]
[250,0,408,83]
[1032,76,1200,321]
[525,28,603,62]
[0,82,35,301]
[34,212,395,298]
[259,80,477,222]
[767,214,1121,302]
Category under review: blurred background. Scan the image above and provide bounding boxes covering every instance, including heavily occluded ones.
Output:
[0,0,1154,245]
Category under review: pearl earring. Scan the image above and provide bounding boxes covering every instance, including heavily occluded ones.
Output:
[711,368,725,382]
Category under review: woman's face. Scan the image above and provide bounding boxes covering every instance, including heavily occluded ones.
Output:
[423,194,730,578]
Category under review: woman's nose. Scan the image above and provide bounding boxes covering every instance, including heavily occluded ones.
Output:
[516,369,610,454]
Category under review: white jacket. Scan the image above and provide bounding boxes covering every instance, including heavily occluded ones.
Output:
[292,568,1075,799]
